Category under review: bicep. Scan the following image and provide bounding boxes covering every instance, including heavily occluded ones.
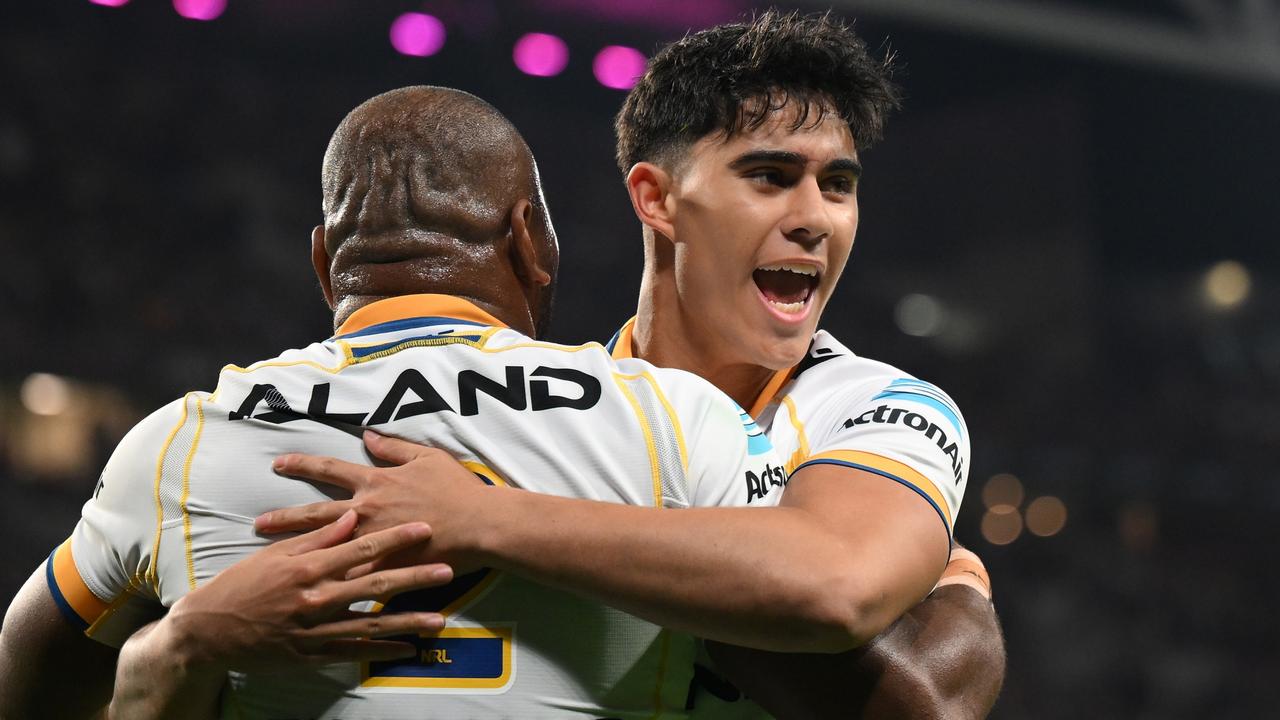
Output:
[782,462,951,634]
[0,565,118,719]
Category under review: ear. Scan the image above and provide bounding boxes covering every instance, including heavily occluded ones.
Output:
[509,199,552,289]
[625,162,676,241]
[310,225,336,309]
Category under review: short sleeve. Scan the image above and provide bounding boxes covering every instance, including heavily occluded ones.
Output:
[46,398,185,646]
[655,369,788,509]
[799,377,969,538]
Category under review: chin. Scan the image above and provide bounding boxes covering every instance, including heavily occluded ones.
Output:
[750,333,812,371]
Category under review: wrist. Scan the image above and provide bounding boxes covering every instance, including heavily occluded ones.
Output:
[463,485,522,570]
[159,599,234,677]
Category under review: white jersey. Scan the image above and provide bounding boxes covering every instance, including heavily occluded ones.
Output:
[48,295,787,720]
[609,319,971,718]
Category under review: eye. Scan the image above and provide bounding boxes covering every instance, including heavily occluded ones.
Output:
[821,174,857,195]
[745,168,788,187]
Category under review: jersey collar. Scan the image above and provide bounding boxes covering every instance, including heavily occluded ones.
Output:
[607,316,795,418]
[336,294,507,338]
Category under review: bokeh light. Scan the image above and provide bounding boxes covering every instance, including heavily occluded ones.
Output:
[389,13,446,58]
[21,373,72,416]
[982,472,1024,509]
[1203,259,1251,309]
[593,46,646,90]
[514,33,569,77]
[89,0,131,7]
[1025,496,1067,537]
[173,0,225,21]
[894,293,947,337]
[981,505,1023,545]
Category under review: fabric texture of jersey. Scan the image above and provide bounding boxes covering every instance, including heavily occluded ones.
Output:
[48,295,786,719]
[608,317,971,719]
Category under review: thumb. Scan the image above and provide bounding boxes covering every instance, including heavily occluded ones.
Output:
[363,430,436,465]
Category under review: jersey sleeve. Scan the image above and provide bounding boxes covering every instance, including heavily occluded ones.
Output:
[654,369,788,509]
[46,399,184,646]
[799,376,969,539]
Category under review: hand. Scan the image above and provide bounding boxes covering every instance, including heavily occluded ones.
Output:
[257,431,492,572]
[164,509,453,674]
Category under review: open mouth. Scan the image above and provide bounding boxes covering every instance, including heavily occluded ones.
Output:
[753,263,820,316]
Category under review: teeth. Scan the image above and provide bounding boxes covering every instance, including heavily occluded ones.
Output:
[758,263,818,277]
[766,299,806,314]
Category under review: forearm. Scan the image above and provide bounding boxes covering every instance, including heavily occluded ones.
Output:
[476,488,874,652]
[705,584,1006,719]
[107,619,225,720]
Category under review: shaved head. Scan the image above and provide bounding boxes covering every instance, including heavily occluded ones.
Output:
[315,86,558,336]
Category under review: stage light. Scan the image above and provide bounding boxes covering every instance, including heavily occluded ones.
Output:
[1026,496,1067,537]
[21,373,72,417]
[981,505,1023,546]
[390,12,446,58]
[894,293,946,337]
[982,472,1024,510]
[173,0,225,21]
[1203,259,1250,310]
[593,46,646,90]
[89,0,130,7]
[514,33,569,77]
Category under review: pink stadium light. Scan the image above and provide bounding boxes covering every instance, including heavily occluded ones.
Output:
[390,13,446,58]
[89,0,131,7]
[592,46,646,90]
[173,0,225,21]
[513,33,569,77]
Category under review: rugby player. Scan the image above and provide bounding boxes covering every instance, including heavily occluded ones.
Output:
[0,86,793,719]
[254,11,1007,718]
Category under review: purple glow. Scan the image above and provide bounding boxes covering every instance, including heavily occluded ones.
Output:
[592,46,646,90]
[89,0,130,7]
[513,33,569,77]
[172,0,225,21]
[390,13,446,57]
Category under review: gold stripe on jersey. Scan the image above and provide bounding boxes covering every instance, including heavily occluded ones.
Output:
[746,366,795,419]
[613,373,663,508]
[640,372,689,474]
[86,573,149,640]
[148,394,191,593]
[180,397,207,590]
[803,449,952,532]
[649,628,673,719]
[781,396,811,474]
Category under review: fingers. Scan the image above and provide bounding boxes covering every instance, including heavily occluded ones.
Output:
[363,430,435,465]
[303,610,445,641]
[329,563,454,606]
[273,452,370,492]
[313,521,433,577]
[257,500,354,535]
[271,509,358,554]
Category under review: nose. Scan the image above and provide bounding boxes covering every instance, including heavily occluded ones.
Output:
[781,176,832,248]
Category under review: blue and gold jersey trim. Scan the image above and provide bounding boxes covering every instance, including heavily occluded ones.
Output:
[46,539,109,632]
[336,294,507,338]
[796,449,953,538]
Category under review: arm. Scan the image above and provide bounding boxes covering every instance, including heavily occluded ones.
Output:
[106,511,453,720]
[264,432,949,653]
[705,549,1006,719]
[0,566,118,720]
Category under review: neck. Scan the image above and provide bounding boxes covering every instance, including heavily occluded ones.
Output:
[633,270,775,410]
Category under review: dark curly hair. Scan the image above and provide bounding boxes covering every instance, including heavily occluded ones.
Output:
[615,9,899,175]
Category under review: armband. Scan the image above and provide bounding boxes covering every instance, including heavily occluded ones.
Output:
[932,547,991,600]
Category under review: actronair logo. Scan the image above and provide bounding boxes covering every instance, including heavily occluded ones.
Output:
[842,404,965,485]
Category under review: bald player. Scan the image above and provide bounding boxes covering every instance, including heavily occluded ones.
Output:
[252,11,1005,719]
[0,87,792,719]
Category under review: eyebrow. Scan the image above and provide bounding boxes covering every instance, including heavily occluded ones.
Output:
[728,150,863,178]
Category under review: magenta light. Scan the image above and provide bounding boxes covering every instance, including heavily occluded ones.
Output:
[390,13,446,58]
[173,0,225,21]
[513,33,569,77]
[593,46,646,90]
[89,0,130,7]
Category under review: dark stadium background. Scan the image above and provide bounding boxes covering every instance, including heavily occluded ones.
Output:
[2,1,1277,717]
